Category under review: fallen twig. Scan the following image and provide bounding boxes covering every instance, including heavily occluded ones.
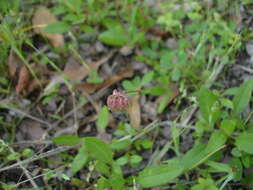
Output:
[0,146,75,173]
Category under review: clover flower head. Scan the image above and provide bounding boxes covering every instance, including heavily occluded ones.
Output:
[107,89,129,112]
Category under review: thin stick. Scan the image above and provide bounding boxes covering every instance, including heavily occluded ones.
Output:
[9,147,39,189]
[0,146,74,173]
[81,89,100,113]
[43,87,109,137]
[235,65,253,74]
[16,166,65,186]
[18,162,39,189]
[131,119,159,142]
[72,92,79,135]
[10,140,52,146]
[159,121,196,130]
[2,106,52,127]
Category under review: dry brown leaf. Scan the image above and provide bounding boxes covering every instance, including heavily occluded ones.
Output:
[91,49,117,70]
[16,66,31,94]
[148,27,168,37]
[166,83,179,103]
[96,132,112,143]
[7,49,21,78]
[25,63,50,95]
[63,50,116,82]
[19,120,45,141]
[26,79,38,94]
[127,94,141,130]
[32,62,51,75]
[63,57,89,82]
[75,65,133,94]
[7,49,47,95]
[32,6,64,48]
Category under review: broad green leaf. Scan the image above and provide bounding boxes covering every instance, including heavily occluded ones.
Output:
[137,159,183,188]
[122,80,135,91]
[191,178,218,190]
[242,0,253,4]
[86,70,103,84]
[220,98,234,110]
[160,52,172,71]
[116,155,128,166]
[95,161,110,176]
[171,68,181,81]
[241,154,251,168]
[220,119,236,136]
[142,86,165,96]
[52,5,68,15]
[97,177,110,190]
[0,182,18,190]
[206,161,232,174]
[109,162,125,190]
[233,79,253,115]
[96,106,109,129]
[140,139,153,149]
[111,139,131,150]
[205,131,227,154]
[111,161,123,175]
[229,158,243,180]
[22,148,34,157]
[66,0,83,13]
[122,77,142,93]
[171,126,180,154]
[235,132,253,154]
[99,25,128,46]
[197,87,218,125]
[231,147,242,157]
[222,87,239,96]
[7,152,20,161]
[102,18,121,28]
[52,135,81,146]
[141,71,154,86]
[71,145,88,174]
[63,14,84,24]
[180,143,206,170]
[109,173,125,190]
[43,21,70,33]
[80,24,94,34]
[130,155,142,165]
[158,90,172,113]
[84,137,113,163]
[61,173,70,180]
